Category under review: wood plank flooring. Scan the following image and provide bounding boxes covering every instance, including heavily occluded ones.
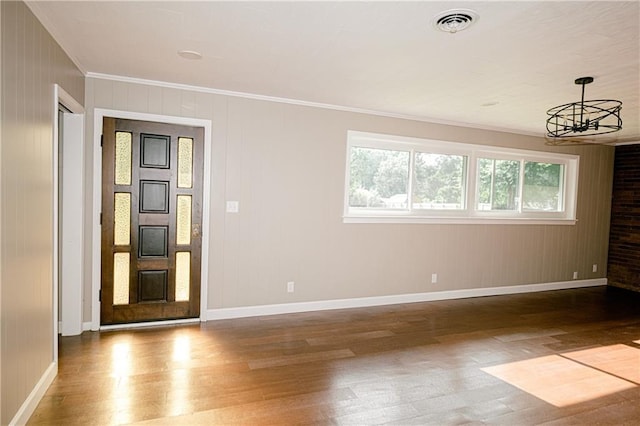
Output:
[29,286,640,425]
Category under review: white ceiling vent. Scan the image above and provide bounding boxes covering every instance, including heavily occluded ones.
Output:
[433,9,479,34]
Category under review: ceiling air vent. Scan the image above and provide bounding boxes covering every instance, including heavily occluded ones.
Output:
[433,9,479,34]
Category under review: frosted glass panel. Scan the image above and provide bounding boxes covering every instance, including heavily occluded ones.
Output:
[176,195,191,245]
[175,252,190,302]
[113,252,130,305]
[114,193,131,245]
[115,132,132,185]
[177,137,193,188]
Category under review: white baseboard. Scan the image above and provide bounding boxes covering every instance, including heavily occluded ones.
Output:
[9,362,57,426]
[207,278,607,321]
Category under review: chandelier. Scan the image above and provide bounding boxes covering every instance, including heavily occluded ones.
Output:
[546,77,622,138]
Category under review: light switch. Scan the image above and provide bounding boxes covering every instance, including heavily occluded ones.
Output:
[226,201,239,213]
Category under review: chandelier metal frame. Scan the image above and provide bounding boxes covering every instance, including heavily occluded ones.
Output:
[546,77,622,138]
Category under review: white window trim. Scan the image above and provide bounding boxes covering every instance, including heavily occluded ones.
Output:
[344,131,579,225]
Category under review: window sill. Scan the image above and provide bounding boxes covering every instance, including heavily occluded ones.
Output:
[343,215,577,225]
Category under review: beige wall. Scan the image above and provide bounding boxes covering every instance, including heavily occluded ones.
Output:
[0,2,84,423]
[84,77,614,318]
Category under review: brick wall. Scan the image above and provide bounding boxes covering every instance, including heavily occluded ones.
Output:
[608,144,640,292]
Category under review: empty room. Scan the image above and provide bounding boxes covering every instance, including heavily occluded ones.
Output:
[1,1,640,425]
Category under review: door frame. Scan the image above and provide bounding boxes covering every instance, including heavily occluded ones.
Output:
[53,84,85,350]
[91,109,212,330]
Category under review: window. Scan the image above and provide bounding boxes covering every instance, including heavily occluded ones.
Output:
[344,131,579,224]
[349,147,410,210]
[523,161,564,212]
[413,153,466,210]
[476,158,520,211]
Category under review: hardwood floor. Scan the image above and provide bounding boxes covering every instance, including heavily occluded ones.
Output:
[29,286,640,425]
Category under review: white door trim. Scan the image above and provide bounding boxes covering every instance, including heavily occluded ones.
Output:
[91,109,212,330]
[53,84,85,353]
[59,112,84,336]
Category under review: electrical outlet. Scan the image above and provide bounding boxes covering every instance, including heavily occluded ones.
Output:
[573,271,578,280]
[431,273,438,284]
[592,264,598,273]
[226,201,239,213]
[287,281,295,293]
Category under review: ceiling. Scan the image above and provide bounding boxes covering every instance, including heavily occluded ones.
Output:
[27,1,640,141]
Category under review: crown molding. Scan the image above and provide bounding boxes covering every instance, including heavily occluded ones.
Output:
[86,72,542,139]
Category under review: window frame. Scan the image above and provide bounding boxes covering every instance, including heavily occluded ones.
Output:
[344,131,579,225]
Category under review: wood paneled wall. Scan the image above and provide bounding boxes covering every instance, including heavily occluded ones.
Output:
[0,2,84,423]
[608,144,640,292]
[84,78,615,318]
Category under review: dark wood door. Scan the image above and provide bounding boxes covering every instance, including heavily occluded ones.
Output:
[101,117,204,324]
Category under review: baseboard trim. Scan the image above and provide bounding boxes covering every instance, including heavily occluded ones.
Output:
[207,279,607,321]
[10,362,57,426]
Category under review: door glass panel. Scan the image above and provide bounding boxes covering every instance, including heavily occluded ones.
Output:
[176,195,192,245]
[175,252,190,301]
[113,252,130,305]
[114,193,131,246]
[115,132,132,185]
[177,137,193,188]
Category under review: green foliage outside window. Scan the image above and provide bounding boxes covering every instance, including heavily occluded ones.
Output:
[349,147,409,208]
[477,158,520,210]
[413,153,465,209]
[523,162,563,211]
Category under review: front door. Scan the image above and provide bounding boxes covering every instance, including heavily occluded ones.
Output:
[101,117,204,325]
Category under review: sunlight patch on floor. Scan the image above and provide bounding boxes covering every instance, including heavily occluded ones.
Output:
[482,346,638,407]
[563,344,640,384]
[129,409,221,425]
